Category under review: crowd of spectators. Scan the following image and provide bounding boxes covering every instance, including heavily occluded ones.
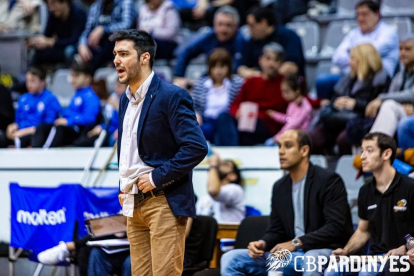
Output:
[3,0,414,275]
[3,0,412,156]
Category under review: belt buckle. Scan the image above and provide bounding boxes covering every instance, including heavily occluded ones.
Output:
[134,191,145,202]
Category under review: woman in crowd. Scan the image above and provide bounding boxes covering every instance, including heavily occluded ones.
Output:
[138,0,181,60]
[192,48,244,144]
[309,43,389,155]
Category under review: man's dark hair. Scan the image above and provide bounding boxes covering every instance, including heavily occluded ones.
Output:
[355,0,380,13]
[296,130,312,158]
[70,60,95,77]
[226,159,242,185]
[363,132,397,164]
[247,6,275,26]
[109,29,157,68]
[27,67,46,81]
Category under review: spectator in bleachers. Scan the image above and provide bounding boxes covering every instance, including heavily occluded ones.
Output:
[32,61,101,147]
[217,42,288,146]
[316,0,399,99]
[77,0,136,70]
[235,6,305,78]
[196,152,245,223]
[0,0,41,33]
[367,34,414,150]
[173,6,244,88]
[325,133,414,276]
[1,67,61,148]
[264,73,312,146]
[309,43,389,155]
[138,0,180,60]
[28,0,86,66]
[221,129,353,275]
[0,84,16,148]
[192,48,244,143]
[263,0,308,24]
[176,0,251,27]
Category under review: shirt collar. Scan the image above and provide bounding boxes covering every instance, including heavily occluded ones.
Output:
[126,71,154,103]
[76,86,91,94]
[203,77,231,89]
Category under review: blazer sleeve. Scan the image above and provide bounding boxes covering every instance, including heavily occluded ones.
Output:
[298,173,351,251]
[261,182,289,250]
[150,89,208,188]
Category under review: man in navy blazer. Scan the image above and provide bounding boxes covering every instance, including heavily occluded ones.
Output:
[110,29,207,276]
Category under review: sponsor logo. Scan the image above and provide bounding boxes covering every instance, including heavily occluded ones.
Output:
[394,199,407,212]
[17,208,66,226]
[37,102,45,112]
[367,204,377,210]
[267,249,292,271]
[74,97,82,106]
[267,250,410,273]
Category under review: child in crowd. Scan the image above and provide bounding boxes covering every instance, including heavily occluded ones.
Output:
[32,61,101,147]
[265,74,312,145]
[2,67,61,148]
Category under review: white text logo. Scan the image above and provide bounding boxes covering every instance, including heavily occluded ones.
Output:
[17,208,66,226]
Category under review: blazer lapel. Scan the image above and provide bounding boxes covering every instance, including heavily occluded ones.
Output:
[136,74,160,146]
[303,164,315,231]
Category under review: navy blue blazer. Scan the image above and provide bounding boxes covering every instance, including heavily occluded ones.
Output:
[117,74,208,218]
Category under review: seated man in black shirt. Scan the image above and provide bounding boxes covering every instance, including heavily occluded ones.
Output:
[326,132,414,276]
[28,0,86,66]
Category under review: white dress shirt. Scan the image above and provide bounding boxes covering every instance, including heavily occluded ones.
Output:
[203,78,231,119]
[119,71,155,217]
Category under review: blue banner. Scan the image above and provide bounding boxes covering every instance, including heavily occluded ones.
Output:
[10,183,120,257]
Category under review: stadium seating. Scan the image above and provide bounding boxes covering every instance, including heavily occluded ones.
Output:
[319,20,358,58]
[50,69,75,107]
[381,0,414,17]
[383,17,413,38]
[286,21,320,58]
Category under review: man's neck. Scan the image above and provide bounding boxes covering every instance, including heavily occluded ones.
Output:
[373,164,396,189]
[262,73,277,80]
[61,5,70,21]
[264,26,275,39]
[130,69,151,96]
[289,160,309,183]
[361,21,379,35]
[405,63,414,74]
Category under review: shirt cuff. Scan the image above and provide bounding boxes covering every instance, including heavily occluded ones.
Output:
[149,172,156,187]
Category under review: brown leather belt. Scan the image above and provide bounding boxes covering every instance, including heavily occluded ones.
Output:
[134,190,164,202]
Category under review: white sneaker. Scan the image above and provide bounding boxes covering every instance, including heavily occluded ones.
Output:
[37,241,70,265]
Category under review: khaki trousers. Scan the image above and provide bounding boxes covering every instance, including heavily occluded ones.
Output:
[127,194,187,276]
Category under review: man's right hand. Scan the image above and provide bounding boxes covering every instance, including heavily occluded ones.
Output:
[78,44,92,62]
[247,240,265,258]
[6,123,18,140]
[118,193,125,207]
[331,248,349,261]
[365,98,382,118]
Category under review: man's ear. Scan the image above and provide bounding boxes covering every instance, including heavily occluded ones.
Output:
[382,148,392,161]
[140,52,151,66]
[301,145,310,158]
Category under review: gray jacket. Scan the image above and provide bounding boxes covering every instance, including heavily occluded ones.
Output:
[379,69,414,103]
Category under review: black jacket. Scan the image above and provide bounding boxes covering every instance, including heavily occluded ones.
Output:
[261,163,354,252]
[332,70,390,114]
